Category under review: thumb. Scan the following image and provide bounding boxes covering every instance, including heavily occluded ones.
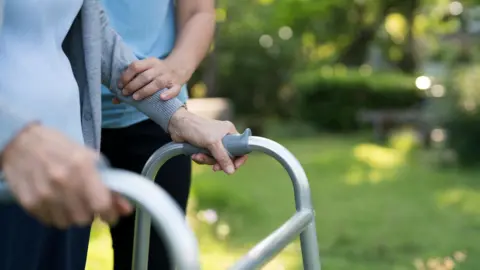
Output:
[160,85,181,100]
[208,141,235,175]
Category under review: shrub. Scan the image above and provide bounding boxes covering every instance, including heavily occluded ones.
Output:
[293,69,424,132]
[432,64,480,167]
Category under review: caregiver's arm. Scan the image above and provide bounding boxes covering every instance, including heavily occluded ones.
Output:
[95,1,246,173]
[163,0,216,86]
[97,3,183,131]
[116,0,216,101]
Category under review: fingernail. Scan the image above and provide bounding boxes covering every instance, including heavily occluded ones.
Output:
[161,94,168,100]
[133,93,139,100]
[225,165,235,174]
[122,89,128,95]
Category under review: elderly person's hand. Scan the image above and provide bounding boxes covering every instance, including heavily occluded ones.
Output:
[0,124,133,228]
[168,108,248,174]
[114,57,188,104]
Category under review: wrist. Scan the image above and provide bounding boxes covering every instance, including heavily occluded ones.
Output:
[168,107,190,136]
[1,122,41,166]
[163,56,195,85]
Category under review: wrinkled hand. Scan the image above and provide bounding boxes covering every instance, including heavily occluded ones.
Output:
[115,57,184,103]
[0,124,132,228]
[168,109,248,174]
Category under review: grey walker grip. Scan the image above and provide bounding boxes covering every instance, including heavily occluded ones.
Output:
[182,128,252,157]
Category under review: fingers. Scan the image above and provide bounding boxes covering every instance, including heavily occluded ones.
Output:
[60,189,92,227]
[113,193,133,216]
[119,58,184,101]
[208,141,235,175]
[191,153,216,165]
[121,71,180,101]
[211,155,248,172]
[119,58,156,89]
[210,121,243,174]
[11,171,55,225]
[82,158,116,225]
[226,121,239,135]
[234,155,248,169]
[129,79,172,101]
[122,68,159,97]
[160,84,181,100]
[47,202,69,229]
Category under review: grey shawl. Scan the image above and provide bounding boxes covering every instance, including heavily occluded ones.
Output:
[0,0,183,153]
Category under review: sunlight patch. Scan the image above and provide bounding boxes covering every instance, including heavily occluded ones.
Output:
[354,144,404,169]
[345,143,405,185]
[436,188,480,215]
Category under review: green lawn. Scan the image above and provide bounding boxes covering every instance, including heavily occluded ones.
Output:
[87,133,480,269]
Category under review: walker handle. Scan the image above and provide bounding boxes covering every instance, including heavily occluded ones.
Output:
[182,128,252,157]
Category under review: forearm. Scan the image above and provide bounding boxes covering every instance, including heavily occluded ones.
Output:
[164,5,216,83]
[97,1,183,131]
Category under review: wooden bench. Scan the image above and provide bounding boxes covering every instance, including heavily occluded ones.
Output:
[357,109,431,145]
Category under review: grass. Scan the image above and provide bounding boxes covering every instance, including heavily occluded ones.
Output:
[86,132,480,269]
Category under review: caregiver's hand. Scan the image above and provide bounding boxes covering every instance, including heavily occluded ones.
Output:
[0,124,132,228]
[116,57,185,102]
[168,108,248,174]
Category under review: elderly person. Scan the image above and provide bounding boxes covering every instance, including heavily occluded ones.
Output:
[99,0,218,269]
[0,1,245,270]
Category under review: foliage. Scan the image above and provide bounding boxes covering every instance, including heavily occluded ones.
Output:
[215,31,298,120]
[188,0,468,136]
[190,135,479,269]
[430,63,480,167]
[87,135,480,269]
[292,69,423,131]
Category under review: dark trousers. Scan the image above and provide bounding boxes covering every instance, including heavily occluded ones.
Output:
[101,119,192,270]
[0,205,90,270]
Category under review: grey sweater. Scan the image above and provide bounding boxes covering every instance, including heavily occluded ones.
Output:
[0,0,183,153]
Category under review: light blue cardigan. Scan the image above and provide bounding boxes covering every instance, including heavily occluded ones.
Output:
[0,0,183,153]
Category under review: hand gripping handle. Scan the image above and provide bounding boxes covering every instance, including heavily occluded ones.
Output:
[0,168,201,270]
[182,128,252,157]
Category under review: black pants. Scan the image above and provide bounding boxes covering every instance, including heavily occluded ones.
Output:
[0,205,90,270]
[101,119,192,270]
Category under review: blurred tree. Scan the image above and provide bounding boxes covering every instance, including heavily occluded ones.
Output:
[189,0,468,134]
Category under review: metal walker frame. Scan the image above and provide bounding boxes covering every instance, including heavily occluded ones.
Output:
[0,169,201,269]
[0,129,321,270]
[132,129,320,270]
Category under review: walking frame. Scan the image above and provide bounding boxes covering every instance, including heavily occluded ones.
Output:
[0,129,321,270]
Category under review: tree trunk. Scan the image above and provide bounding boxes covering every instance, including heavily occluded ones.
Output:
[397,0,419,74]
[339,2,392,67]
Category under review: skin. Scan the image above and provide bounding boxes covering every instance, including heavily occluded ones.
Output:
[0,107,245,228]
[0,0,246,230]
[117,0,216,101]
[115,0,247,171]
